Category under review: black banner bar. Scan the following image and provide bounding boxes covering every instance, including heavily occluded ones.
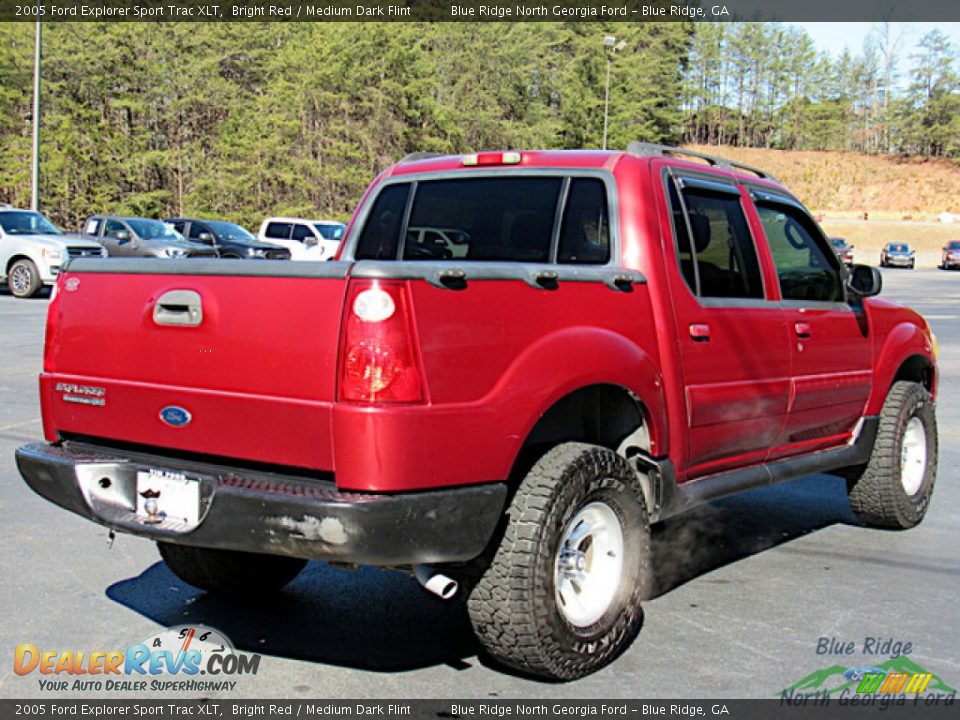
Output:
[2,0,960,23]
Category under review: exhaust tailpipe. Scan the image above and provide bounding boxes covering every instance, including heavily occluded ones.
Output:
[413,565,458,600]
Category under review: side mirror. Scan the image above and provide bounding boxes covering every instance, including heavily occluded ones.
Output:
[304,235,318,248]
[197,232,214,243]
[848,264,882,297]
[115,230,131,242]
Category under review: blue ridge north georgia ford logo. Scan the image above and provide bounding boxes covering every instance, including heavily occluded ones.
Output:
[160,406,192,428]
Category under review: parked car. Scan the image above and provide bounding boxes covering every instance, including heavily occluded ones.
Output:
[940,240,960,270]
[18,145,939,681]
[829,237,855,266]
[82,216,216,258]
[405,226,470,259]
[880,242,915,269]
[166,218,291,260]
[0,207,104,298]
[257,217,345,260]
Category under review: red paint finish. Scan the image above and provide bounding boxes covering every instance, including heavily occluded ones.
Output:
[40,150,937,494]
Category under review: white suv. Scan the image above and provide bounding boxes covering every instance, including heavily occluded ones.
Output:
[0,207,106,298]
[257,217,345,261]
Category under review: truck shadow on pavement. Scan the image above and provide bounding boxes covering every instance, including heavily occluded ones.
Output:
[649,472,859,598]
[107,561,480,673]
[106,473,858,674]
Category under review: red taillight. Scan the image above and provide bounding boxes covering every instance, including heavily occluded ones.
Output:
[338,280,423,403]
[43,275,64,373]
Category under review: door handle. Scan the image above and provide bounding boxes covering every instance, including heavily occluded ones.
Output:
[689,323,711,342]
[794,322,812,339]
[153,290,203,327]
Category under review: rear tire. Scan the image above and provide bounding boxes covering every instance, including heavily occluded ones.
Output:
[157,542,306,595]
[846,381,937,529]
[467,443,650,680]
[8,259,42,298]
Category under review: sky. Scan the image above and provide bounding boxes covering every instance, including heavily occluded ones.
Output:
[789,22,960,60]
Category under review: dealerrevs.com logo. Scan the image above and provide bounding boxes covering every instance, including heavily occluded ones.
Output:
[15,625,260,693]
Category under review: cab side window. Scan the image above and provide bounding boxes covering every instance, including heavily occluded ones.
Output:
[265,222,291,240]
[188,223,211,243]
[104,220,126,238]
[757,203,844,303]
[291,224,314,243]
[668,180,764,300]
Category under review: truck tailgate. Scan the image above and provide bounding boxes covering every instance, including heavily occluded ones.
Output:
[42,260,349,470]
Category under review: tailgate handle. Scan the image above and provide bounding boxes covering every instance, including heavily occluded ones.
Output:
[154,290,203,327]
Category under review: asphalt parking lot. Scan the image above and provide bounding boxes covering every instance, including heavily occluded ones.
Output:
[0,268,957,700]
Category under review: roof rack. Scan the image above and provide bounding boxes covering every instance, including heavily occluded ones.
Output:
[399,152,446,163]
[626,142,776,182]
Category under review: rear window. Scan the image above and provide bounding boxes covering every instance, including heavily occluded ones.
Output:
[354,176,610,264]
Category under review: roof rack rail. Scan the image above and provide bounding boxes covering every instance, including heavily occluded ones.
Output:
[399,152,445,163]
[625,142,776,182]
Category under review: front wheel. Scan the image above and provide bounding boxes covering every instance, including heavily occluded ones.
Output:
[845,381,938,529]
[467,443,650,680]
[157,542,307,595]
[8,259,42,298]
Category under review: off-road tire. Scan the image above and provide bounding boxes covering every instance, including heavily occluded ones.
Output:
[846,381,937,529]
[157,542,307,595]
[467,442,650,680]
[8,259,42,298]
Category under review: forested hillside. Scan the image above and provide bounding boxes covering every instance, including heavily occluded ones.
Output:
[0,22,689,228]
[0,22,957,230]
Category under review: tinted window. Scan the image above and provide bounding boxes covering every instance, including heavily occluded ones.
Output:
[557,179,610,265]
[126,219,181,241]
[757,203,843,303]
[292,224,314,243]
[188,223,209,241]
[355,184,411,260]
[671,183,764,299]
[667,182,698,292]
[265,222,291,240]
[0,211,61,235]
[104,220,127,238]
[314,223,346,240]
[404,177,561,262]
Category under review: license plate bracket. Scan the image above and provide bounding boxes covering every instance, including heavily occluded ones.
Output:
[135,469,200,525]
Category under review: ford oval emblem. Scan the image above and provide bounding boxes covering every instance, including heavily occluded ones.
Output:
[160,406,192,428]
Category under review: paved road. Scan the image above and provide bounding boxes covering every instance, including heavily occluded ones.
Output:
[1,270,957,699]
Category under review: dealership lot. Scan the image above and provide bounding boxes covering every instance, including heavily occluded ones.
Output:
[0,268,957,699]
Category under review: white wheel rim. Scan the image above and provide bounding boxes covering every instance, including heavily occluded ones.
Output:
[10,265,30,293]
[554,501,624,628]
[900,417,927,496]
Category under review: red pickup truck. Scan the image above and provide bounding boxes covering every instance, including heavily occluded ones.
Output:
[17,144,939,680]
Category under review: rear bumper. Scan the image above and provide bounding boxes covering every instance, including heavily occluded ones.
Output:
[16,441,507,566]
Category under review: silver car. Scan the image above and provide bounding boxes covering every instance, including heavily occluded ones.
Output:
[880,242,915,269]
[82,216,216,258]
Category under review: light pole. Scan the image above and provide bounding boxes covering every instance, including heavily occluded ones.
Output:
[602,35,626,151]
[30,18,41,211]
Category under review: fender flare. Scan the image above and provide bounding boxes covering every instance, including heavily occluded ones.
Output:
[487,326,668,462]
[867,321,936,414]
